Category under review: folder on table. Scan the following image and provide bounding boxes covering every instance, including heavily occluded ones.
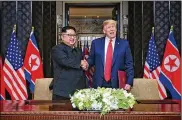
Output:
[118,71,126,89]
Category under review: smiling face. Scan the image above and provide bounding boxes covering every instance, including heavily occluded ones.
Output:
[103,20,117,39]
[61,29,77,47]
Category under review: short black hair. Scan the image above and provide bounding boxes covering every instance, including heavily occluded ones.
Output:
[61,26,76,33]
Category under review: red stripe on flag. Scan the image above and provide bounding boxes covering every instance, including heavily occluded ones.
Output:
[143,64,150,78]
[0,56,5,100]
[3,74,18,100]
[157,83,167,99]
[3,59,27,100]
[3,65,21,100]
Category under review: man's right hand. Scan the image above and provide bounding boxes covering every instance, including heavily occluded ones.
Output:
[81,59,88,70]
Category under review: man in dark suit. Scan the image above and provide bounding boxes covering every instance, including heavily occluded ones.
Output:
[51,26,87,100]
[87,19,134,90]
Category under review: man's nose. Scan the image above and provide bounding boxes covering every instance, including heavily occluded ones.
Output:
[110,27,115,30]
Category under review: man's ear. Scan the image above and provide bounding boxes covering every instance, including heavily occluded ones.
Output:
[61,35,64,40]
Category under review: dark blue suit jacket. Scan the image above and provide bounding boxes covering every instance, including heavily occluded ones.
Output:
[87,37,134,88]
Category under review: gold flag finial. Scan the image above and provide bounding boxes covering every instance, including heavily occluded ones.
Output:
[32,26,34,32]
[152,27,154,34]
[13,24,16,31]
[170,25,173,31]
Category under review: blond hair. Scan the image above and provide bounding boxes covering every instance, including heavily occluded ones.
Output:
[102,19,117,29]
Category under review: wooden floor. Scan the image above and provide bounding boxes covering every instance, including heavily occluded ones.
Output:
[0,100,181,120]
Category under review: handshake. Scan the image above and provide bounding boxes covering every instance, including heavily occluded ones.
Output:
[81,59,89,71]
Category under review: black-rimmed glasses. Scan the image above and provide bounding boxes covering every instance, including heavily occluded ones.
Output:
[62,33,77,38]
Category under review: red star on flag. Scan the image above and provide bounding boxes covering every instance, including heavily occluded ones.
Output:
[30,57,38,68]
[165,57,177,71]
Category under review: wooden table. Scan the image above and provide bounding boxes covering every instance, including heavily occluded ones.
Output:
[0,100,181,120]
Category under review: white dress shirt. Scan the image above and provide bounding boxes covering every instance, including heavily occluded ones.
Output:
[104,36,116,66]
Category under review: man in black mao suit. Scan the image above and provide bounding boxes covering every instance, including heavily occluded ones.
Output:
[51,26,87,100]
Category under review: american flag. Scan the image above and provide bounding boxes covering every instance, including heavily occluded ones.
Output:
[83,40,94,88]
[143,33,167,99]
[2,29,28,100]
[0,56,5,100]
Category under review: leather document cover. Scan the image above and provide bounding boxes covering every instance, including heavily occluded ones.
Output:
[118,71,126,89]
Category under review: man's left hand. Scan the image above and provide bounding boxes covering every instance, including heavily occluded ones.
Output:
[124,84,131,91]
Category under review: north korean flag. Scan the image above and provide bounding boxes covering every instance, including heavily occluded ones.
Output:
[159,30,181,99]
[24,31,44,93]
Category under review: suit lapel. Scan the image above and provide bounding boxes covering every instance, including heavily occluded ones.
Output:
[101,37,105,66]
[112,38,120,66]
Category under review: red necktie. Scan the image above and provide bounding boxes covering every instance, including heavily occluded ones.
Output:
[104,39,113,81]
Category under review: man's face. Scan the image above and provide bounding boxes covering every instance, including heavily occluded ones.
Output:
[103,23,117,39]
[61,29,77,47]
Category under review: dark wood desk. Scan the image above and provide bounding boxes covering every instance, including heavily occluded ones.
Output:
[0,100,181,120]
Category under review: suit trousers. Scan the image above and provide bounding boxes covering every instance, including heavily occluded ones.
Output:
[102,80,112,88]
